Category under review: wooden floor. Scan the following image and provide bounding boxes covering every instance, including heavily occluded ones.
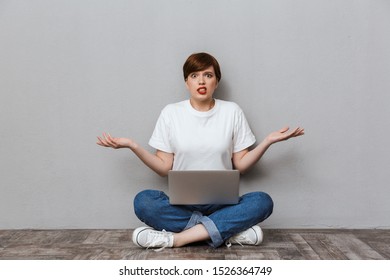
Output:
[0,229,389,260]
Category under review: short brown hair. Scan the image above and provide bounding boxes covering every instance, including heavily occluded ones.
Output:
[183,53,221,82]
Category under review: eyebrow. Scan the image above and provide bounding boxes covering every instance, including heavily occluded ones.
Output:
[189,70,215,75]
[191,70,214,75]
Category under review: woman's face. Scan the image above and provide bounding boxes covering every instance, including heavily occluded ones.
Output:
[185,66,218,103]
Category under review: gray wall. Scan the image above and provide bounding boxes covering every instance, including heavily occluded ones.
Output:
[1,0,389,229]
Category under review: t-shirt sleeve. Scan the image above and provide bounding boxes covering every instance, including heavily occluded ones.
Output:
[148,107,173,153]
[233,107,256,153]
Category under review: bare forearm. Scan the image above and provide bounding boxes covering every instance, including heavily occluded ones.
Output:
[233,139,272,174]
[233,126,304,174]
[129,142,172,177]
[97,133,172,177]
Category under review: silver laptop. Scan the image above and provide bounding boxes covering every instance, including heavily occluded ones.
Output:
[168,170,240,205]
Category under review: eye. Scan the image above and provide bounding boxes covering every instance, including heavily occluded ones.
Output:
[190,73,198,78]
[205,73,214,78]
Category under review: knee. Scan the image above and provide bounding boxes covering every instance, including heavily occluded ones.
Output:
[259,192,274,218]
[133,189,164,220]
[246,191,274,221]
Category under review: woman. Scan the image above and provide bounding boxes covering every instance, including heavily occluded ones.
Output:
[97,53,304,249]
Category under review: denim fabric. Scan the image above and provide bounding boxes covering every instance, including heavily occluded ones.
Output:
[133,189,273,248]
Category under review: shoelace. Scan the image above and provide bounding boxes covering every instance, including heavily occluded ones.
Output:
[225,231,250,248]
[145,229,172,252]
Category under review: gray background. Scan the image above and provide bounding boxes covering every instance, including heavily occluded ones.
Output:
[1,0,389,229]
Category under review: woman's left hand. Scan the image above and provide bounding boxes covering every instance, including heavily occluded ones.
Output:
[265,126,305,145]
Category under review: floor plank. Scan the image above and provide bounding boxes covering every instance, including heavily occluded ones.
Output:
[0,229,388,260]
[289,233,321,260]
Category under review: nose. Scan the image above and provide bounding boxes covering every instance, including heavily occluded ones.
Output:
[198,76,205,85]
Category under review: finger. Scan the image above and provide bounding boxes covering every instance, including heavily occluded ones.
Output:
[97,136,110,147]
[103,132,113,144]
[107,133,118,144]
[97,136,105,145]
[102,133,115,147]
[96,138,103,146]
[296,127,305,135]
[294,127,302,135]
[293,128,305,137]
[108,134,119,147]
[104,133,118,148]
[286,127,299,137]
[279,126,289,133]
[282,127,300,139]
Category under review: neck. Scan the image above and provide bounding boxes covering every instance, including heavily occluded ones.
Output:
[190,98,215,112]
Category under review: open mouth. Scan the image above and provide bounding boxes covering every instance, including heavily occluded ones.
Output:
[197,87,207,95]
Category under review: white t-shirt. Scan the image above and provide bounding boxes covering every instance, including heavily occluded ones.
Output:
[149,99,256,170]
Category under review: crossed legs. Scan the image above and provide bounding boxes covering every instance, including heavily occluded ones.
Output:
[133,189,273,248]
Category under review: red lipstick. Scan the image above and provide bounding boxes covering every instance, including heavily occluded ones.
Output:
[197,87,207,95]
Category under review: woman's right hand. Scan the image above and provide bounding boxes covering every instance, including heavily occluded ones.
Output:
[97,132,172,176]
[96,133,135,149]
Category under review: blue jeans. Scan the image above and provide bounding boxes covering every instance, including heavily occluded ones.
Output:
[133,189,273,248]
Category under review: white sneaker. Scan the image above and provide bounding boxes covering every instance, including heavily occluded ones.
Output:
[132,227,174,251]
[226,225,263,247]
